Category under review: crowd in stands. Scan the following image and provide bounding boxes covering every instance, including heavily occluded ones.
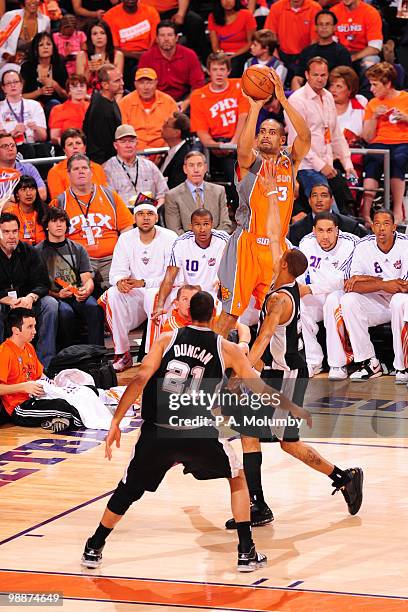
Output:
[0,0,408,430]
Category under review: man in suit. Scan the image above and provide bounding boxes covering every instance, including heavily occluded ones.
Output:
[160,112,192,190]
[164,150,232,235]
[288,184,368,246]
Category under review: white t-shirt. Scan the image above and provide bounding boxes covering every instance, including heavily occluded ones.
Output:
[169,230,229,296]
[109,225,178,287]
[299,230,358,294]
[345,232,408,281]
[0,98,46,143]
[337,95,367,139]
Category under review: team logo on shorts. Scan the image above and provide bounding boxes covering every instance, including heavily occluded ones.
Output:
[142,257,150,265]
[208,258,216,267]
[394,259,402,269]
[220,285,231,301]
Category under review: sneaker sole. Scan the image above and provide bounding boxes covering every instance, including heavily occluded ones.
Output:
[348,468,364,516]
[237,559,267,572]
[328,375,348,381]
[350,371,382,382]
[81,556,102,569]
[395,379,408,385]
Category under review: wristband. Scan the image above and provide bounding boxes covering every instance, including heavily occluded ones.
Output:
[266,190,278,196]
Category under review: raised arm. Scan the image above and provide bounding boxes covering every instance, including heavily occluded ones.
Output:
[152,265,179,322]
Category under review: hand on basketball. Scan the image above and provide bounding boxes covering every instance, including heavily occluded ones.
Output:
[268,68,285,104]
[241,90,270,109]
[105,421,121,460]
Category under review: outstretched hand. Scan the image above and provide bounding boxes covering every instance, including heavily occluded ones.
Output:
[105,421,121,460]
[257,159,278,196]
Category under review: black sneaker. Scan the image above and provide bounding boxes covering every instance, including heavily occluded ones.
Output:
[225,501,274,529]
[81,538,104,569]
[332,467,364,515]
[350,358,382,381]
[237,544,267,572]
[41,417,70,433]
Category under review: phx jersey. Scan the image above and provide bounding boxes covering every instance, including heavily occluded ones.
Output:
[141,326,225,427]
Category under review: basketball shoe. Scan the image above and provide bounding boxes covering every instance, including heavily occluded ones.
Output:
[331,467,364,515]
[81,538,104,569]
[226,499,274,529]
[350,358,382,381]
[237,544,267,572]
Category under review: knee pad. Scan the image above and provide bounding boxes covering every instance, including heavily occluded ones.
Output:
[107,481,145,515]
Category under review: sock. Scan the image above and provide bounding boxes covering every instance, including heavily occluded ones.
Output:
[236,521,253,552]
[329,466,350,487]
[88,523,112,549]
[243,452,264,505]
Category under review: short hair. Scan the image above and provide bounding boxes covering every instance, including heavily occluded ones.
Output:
[189,291,214,322]
[1,69,22,86]
[61,128,86,149]
[0,211,20,228]
[0,131,16,145]
[176,284,202,299]
[98,63,116,83]
[365,62,397,86]
[157,20,177,35]
[259,118,285,136]
[66,73,87,92]
[285,248,308,278]
[313,211,339,227]
[309,183,333,198]
[372,208,395,223]
[171,111,190,139]
[206,52,231,72]
[306,56,329,71]
[42,207,71,233]
[6,307,35,335]
[315,9,337,25]
[67,153,90,171]
[251,29,276,55]
[184,150,206,164]
[191,208,213,223]
[329,65,359,98]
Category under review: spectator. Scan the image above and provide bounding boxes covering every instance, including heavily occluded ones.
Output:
[329,65,367,144]
[208,0,257,77]
[4,175,46,245]
[160,284,201,331]
[288,183,368,246]
[0,132,47,200]
[165,150,232,235]
[0,307,82,431]
[104,0,160,91]
[285,57,357,214]
[47,128,107,199]
[71,0,116,26]
[160,111,192,189]
[291,10,352,90]
[264,0,321,78]
[0,0,50,69]
[190,52,249,206]
[0,70,47,144]
[20,32,68,116]
[341,209,408,381]
[361,62,408,226]
[100,202,177,372]
[332,0,383,81]
[75,19,124,90]
[144,0,210,64]
[52,14,86,75]
[0,212,58,367]
[48,73,89,144]
[50,153,133,291]
[119,67,178,151]
[103,124,168,208]
[243,29,287,85]
[36,207,105,347]
[298,212,358,379]
[83,64,123,164]
[138,20,205,113]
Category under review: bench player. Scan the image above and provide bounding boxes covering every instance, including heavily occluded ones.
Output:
[215,67,311,339]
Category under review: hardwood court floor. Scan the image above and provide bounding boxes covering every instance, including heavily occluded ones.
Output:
[1,372,407,612]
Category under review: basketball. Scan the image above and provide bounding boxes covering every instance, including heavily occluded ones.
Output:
[241,66,275,100]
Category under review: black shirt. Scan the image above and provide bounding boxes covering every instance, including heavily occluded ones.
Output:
[83,92,122,165]
[20,61,68,105]
[295,42,352,78]
[0,241,50,300]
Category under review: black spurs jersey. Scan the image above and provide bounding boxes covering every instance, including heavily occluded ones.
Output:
[259,281,306,371]
[141,326,225,426]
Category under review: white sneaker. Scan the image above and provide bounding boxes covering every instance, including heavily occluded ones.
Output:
[395,370,408,384]
[308,364,323,377]
[350,358,382,381]
[328,366,348,380]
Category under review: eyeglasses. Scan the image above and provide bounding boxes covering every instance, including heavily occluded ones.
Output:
[3,80,21,86]
[0,143,17,149]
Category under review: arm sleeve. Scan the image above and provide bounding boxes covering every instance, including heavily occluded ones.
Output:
[152,164,168,199]
[207,13,215,32]
[47,167,65,200]
[190,91,208,133]
[32,102,47,128]
[284,101,327,172]
[164,192,183,235]
[77,244,93,274]
[29,248,50,297]
[217,188,233,233]
[109,234,131,285]
[188,53,205,91]
[349,244,368,276]
[338,45,352,67]
[366,8,383,47]
[169,240,182,268]
[264,7,278,34]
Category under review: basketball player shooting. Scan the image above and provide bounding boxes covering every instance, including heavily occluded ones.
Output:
[215,68,311,339]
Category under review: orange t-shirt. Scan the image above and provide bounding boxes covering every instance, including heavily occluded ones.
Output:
[47,160,107,199]
[0,339,43,415]
[104,3,160,53]
[208,10,257,54]
[332,0,383,53]
[190,79,249,140]
[7,204,46,246]
[49,185,134,258]
[364,91,408,144]
[48,100,89,134]
[264,0,320,55]
[143,0,178,11]
[161,309,192,332]
[119,90,178,150]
